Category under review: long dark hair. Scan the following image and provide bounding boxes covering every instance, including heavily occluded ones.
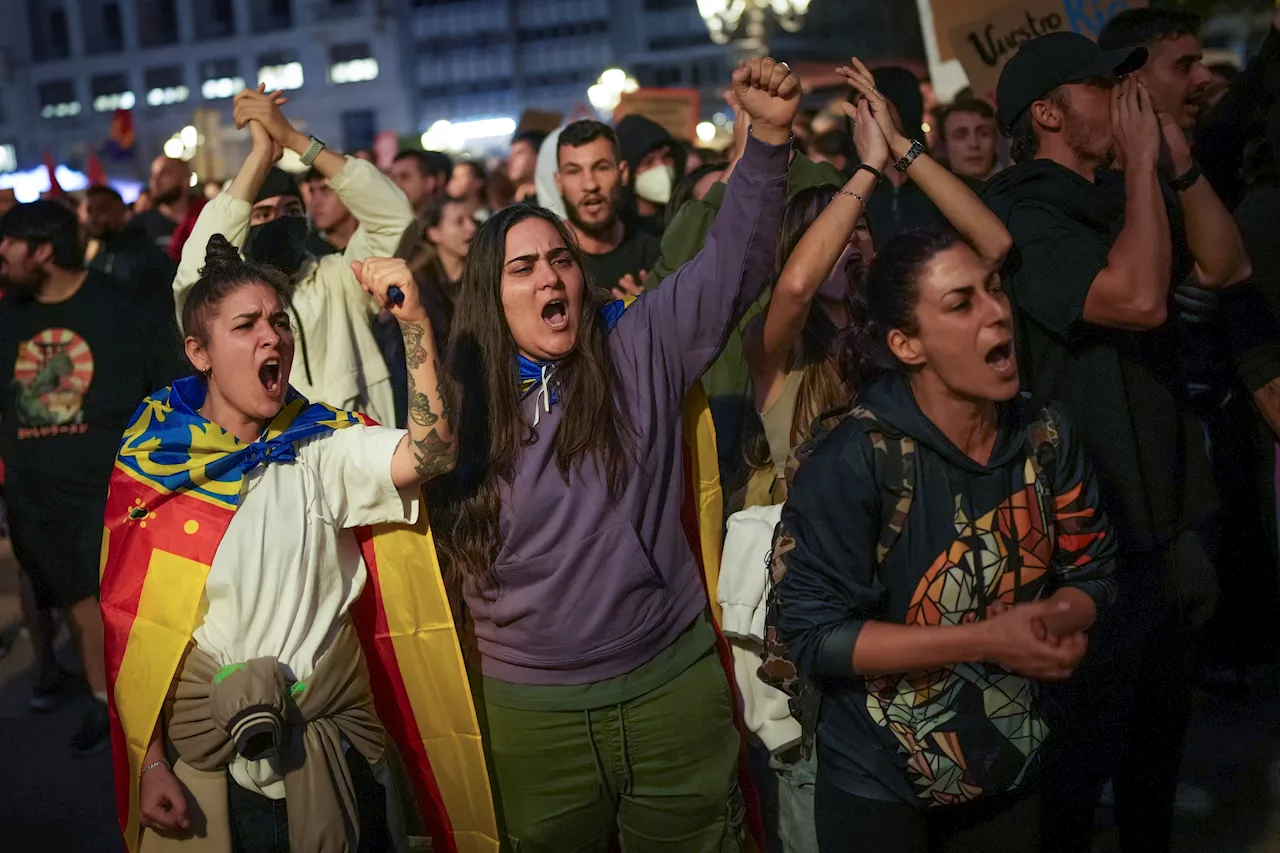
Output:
[839,228,963,389]
[745,185,856,469]
[426,204,633,586]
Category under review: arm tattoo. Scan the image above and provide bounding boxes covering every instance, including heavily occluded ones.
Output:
[436,371,453,424]
[412,427,456,479]
[409,391,438,426]
[400,321,429,370]
[404,362,454,479]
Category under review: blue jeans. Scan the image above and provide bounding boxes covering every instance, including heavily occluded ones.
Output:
[770,749,819,853]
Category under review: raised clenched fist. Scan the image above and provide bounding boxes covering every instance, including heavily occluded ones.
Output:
[730,57,801,146]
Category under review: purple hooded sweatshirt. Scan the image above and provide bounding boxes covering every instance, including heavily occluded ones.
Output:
[466,134,790,686]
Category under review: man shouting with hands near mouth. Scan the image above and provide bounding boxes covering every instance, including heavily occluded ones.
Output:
[172,85,415,425]
[983,31,1251,853]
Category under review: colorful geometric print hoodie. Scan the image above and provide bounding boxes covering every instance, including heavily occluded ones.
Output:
[773,373,1117,808]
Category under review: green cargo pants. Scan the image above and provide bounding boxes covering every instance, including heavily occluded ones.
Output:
[484,653,743,853]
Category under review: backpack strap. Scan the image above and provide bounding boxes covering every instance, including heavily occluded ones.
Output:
[866,430,915,566]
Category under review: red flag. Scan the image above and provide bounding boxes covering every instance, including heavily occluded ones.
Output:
[86,151,107,187]
[41,148,64,197]
[109,109,134,152]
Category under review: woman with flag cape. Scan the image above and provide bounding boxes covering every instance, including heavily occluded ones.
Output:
[417,57,798,851]
[100,156,466,853]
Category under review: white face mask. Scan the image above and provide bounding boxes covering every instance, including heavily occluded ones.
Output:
[633,164,675,205]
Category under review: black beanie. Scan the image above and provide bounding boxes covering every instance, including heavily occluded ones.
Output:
[255,168,302,204]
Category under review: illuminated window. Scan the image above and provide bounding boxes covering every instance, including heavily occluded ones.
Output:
[330,58,378,84]
[329,43,378,84]
[37,80,80,120]
[258,61,304,91]
[201,77,244,99]
[145,66,189,107]
[200,59,244,100]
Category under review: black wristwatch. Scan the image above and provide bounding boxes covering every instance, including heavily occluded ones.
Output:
[893,139,926,173]
[1170,162,1201,192]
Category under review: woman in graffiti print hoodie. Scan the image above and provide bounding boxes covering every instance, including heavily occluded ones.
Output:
[772,227,1117,851]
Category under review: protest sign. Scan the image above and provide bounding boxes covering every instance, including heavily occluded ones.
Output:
[948,0,1148,98]
[614,89,701,142]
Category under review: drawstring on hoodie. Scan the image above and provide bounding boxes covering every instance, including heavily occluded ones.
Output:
[533,364,551,426]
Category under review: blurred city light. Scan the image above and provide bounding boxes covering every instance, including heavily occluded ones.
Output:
[258,62,304,92]
[696,122,717,142]
[201,77,245,100]
[331,58,379,85]
[146,86,190,107]
[588,68,638,118]
[163,137,185,158]
[0,164,141,202]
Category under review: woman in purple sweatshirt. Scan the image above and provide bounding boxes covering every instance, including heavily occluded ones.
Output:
[424,58,797,851]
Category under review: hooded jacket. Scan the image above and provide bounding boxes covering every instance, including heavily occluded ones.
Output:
[773,373,1116,807]
[616,114,688,237]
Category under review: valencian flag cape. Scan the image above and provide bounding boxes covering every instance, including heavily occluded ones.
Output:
[101,377,499,853]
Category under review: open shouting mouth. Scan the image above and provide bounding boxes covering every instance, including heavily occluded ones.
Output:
[259,357,282,393]
[985,339,1015,380]
[541,299,569,332]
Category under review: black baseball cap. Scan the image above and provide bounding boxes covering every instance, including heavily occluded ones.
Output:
[996,31,1147,128]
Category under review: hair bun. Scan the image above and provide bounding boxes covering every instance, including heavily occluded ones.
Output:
[203,234,242,270]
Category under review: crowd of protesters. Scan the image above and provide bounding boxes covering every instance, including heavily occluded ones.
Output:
[0,6,1279,852]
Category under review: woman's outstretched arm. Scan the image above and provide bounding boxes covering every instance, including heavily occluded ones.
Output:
[352,257,457,488]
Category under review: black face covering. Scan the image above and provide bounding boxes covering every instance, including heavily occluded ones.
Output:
[243,216,308,276]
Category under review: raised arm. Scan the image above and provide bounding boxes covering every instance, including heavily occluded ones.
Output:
[233,89,416,300]
[625,57,795,392]
[1082,80,1173,330]
[352,257,456,488]
[844,57,1012,264]
[1159,111,1250,289]
[173,99,281,318]
[747,102,880,409]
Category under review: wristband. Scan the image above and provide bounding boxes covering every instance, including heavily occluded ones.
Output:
[1170,161,1201,192]
[141,758,171,777]
[853,164,884,183]
[299,136,326,168]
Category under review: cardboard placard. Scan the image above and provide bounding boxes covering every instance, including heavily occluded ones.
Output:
[516,109,564,137]
[949,0,1148,99]
[614,89,701,143]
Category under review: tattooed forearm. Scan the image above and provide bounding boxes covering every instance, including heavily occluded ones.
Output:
[412,427,456,479]
[393,313,455,486]
[400,321,429,370]
[409,390,438,426]
[436,373,453,424]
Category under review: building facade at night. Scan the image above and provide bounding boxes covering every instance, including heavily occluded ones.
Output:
[1,0,410,185]
[0,0,926,186]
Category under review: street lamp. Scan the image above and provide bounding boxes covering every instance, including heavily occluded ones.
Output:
[697,0,811,55]
[587,68,639,120]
